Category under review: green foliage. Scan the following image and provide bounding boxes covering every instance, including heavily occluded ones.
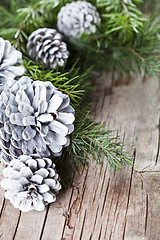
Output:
[58,113,133,187]
[98,0,146,43]
[70,112,132,169]
[78,0,160,77]
[0,0,142,184]
[23,59,92,103]
[22,59,133,186]
[1,0,160,78]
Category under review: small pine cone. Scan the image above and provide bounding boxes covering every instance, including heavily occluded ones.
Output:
[0,37,25,87]
[1,155,61,212]
[27,28,69,69]
[57,1,101,39]
[0,76,75,163]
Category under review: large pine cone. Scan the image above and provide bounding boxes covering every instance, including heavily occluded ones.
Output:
[57,1,101,39]
[0,37,25,87]
[27,28,69,69]
[1,155,61,212]
[0,76,75,163]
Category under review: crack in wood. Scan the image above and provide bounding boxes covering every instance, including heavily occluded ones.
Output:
[109,230,112,240]
[104,172,126,239]
[92,205,99,234]
[61,169,88,239]
[100,164,109,196]
[0,199,6,219]
[141,174,144,190]
[66,184,77,218]
[155,117,160,166]
[66,190,80,229]
[122,148,136,240]
[39,205,50,240]
[98,224,103,240]
[103,180,117,238]
[145,193,149,235]
[78,169,89,214]
[60,189,75,239]
[79,210,87,240]
[12,212,21,240]
[100,87,113,112]
[92,163,104,204]
[112,184,126,238]
[122,220,127,240]
[88,206,100,240]
[60,173,80,239]
[133,170,146,191]
[113,190,121,218]
[134,170,160,173]
[100,177,110,217]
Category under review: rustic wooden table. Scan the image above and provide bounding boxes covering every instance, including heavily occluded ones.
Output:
[0,74,160,240]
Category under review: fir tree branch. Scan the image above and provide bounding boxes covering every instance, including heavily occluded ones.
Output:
[57,88,71,96]
[0,0,139,179]
[15,26,24,51]
[1,0,160,78]
[120,0,129,18]
[85,135,117,162]
[129,47,153,69]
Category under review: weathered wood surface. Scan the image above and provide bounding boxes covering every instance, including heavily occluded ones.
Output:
[0,74,160,240]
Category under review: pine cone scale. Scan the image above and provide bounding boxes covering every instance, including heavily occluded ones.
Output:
[0,38,25,87]
[48,120,68,136]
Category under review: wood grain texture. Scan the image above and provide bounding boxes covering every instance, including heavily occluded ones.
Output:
[0,74,160,240]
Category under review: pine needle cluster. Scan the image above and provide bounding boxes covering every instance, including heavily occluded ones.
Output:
[4,0,160,184]
[1,0,160,78]
[23,60,132,186]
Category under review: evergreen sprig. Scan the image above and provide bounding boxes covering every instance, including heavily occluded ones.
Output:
[21,59,133,184]
[0,0,143,184]
[55,110,133,187]
[1,0,160,78]
[71,112,132,169]
[98,0,145,42]
[23,60,89,102]
[78,0,160,77]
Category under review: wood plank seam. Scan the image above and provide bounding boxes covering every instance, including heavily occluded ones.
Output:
[122,149,136,240]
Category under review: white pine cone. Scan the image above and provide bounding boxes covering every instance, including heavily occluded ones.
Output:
[0,76,75,163]
[27,28,69,69]
[1,155,61,212]
[0,37,25,87]
[57,1,101,39]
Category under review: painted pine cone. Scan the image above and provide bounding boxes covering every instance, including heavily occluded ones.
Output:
[0,76,75,163]
[27,28,69,69]
[1,155,61,212]
[57,1,101,39]
[0,37,25,87]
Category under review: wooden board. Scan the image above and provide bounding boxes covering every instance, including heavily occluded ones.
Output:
[0,74,160,240]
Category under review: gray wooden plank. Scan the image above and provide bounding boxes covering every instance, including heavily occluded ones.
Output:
[0,74,159,240]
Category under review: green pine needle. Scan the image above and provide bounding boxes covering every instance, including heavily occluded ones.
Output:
[0,0,142,186]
